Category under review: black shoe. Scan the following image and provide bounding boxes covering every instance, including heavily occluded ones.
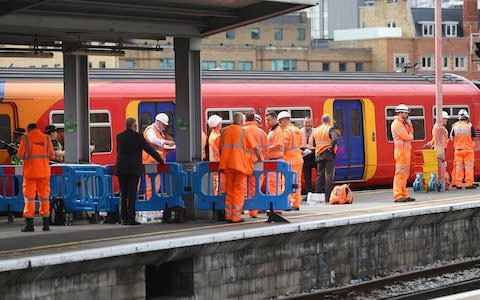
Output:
[394,198,408,203]
[290,207,300,211]
[127,221,141,225]
[406,197,416,202]
[42,217,50,231]
[227,219,245,223]
[456,186,463,189]
[21,218,34,232]
[466,186,477,189]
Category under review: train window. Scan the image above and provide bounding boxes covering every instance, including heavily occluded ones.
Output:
[49,110,112,153]
[351,108,361,136]
[433,105,469,132]
[139,112,152,133]
[385,106,425,141]
[333,108,344,134]
[0,115,11,149]
[265,107,312,128]
[205,108,254,126]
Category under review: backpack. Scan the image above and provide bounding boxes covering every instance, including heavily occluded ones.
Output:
[329,184,353,204]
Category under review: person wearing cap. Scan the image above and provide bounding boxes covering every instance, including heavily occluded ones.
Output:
[265,111,285,196]
[278,111,304,210]
[142,113,175,198]
[309,114,338,203]
[45,125,64,163]
[300,117,315,194]
[244,112,268,217]
[391,104,415,202]
[8,128,25,165]
[450,109,476,189]
[207,114,224,195]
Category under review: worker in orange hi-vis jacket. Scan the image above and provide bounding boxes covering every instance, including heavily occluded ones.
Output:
[220,112,263,223]
[265,111,285,196]
[18,123,55,232]
[424,111,451,188]
[391,104,415,202]
[207,114,224,195]
[142,113,175,199]
[278,111,304,210]
[244,112,268,217]
[450,109,476,189]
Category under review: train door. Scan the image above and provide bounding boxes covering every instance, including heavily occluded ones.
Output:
[0,103,18,163]
[138,102,176,162]
[333,100,365,181]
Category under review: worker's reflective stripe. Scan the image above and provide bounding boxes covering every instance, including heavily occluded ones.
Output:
[395,164,410,174]
[23,136,50,160]
[221,128,248,151]
[394,140,412,148]
[285,128,300,152]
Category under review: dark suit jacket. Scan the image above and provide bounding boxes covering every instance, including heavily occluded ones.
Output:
[115,128,163,175]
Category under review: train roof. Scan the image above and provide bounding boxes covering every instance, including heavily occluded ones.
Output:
[0,68,474,85]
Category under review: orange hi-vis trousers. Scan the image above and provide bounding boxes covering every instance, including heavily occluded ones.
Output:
[288,161,303,209]
[224,169,247,222]
[393,150,411,201]
[212,173,225,196]
[454,149,475,187]
[23,177,50,218]
[145,174,160,199]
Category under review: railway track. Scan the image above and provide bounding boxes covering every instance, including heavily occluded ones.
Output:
[287,258,480,300]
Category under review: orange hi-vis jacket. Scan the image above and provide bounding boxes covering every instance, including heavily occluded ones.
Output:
[266,124,284,160]
[451,121,474,151]
[284,124,303,161]
[219,124,258,176]
[208,128,221,162]
[299,127,312,148]
[143,124,167,162]
[18,129,54,179]
[311,124,332,157]
[430,127,449,149]
[244,121,268,160]
[391,116,414,157]
[201,131,207,160]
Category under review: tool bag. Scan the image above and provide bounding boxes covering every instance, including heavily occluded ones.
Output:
[329,184,353,204]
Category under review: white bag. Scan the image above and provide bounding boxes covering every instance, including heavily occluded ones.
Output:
[306,192,325,205]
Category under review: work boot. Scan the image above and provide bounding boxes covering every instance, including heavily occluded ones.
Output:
[21,218,34,232]
[42,217,50,231]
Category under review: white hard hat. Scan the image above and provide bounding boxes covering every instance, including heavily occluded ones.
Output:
[442,111,449,119]
[254,114,262,124]
[207,114,223,128]
[458,109,469,120]
[395,104,410,114]
[155,113,169,125]
[277,111,291,120]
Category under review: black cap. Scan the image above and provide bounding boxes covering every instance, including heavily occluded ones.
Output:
[44,125,57,134]
[13,128,25,135]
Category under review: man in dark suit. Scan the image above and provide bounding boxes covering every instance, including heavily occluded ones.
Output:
[116,118,164,225]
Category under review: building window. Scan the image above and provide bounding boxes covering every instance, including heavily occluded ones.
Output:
[274,28,283,40]
[454,56,466,70]
[444,23,457,37]
[339,63,347,72]
[386,106,425,141]
[387,22,396,28]
[297,28,306,41]
[272,59,297,71]
[322,63,330,72]
[125,60,136,69]
[388,0,399,3]
[251,28,260,40]
[54,64,61,68]
[421,56,433,70]
[239,61,253,71]
[99,61,106,69]
[88,62,93,68]
[421,22,434,37]
[202,61,216,70]
[394,55,408,71]
[50,110,112,153]
[220,61,234,70]
[160,58,175,70]
[355,63,363,72]
[225,30,235,40]
[442,56,449,70]
[41,64,48,68]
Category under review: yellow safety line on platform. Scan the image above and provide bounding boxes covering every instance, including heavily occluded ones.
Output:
[1,194,479,257]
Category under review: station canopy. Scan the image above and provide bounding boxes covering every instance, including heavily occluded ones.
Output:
[0,0,314,48]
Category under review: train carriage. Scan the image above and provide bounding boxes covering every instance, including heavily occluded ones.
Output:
[0,69,479,186]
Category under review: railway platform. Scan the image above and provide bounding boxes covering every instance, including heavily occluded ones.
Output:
[1,187,480,300]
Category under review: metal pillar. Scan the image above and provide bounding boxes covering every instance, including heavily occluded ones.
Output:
[63,53,91,163]
[434,0,445,190]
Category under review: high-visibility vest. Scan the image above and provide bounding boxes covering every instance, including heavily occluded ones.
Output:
[391,116,414,156]
[284,124,303,161]
[299,127,312,147]
[312,124,332,157]
[208,129,221,162]
[18,129,53,179]
[452,121,474,151]
[8,141,21,165]
[143,124,167,162]
[244,121,268,160]
[219,124,257,175]
[266,124,284,160]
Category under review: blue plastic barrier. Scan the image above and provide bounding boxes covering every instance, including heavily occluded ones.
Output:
[193,161,225,210]
[0,165,24,218]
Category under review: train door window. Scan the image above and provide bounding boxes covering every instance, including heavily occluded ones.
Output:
[50,110,112,153]
[206,108,254,126]
[433,105,469,132]
[0,115,11,148]
[140,112,152,133]
[351,108,361,136]
[385,106,425,141]
[333,108,344,135]
[265,107,312,127]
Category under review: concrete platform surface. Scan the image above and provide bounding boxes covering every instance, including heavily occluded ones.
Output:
[1,187,479,272]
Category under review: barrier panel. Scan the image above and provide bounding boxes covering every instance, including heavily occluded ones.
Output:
[0,165,24,221]
[193,161,225,210]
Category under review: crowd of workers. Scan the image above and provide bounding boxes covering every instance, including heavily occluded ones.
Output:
[7,103,477,230]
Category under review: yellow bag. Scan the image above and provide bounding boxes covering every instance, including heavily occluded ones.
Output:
[330,184,353,204]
